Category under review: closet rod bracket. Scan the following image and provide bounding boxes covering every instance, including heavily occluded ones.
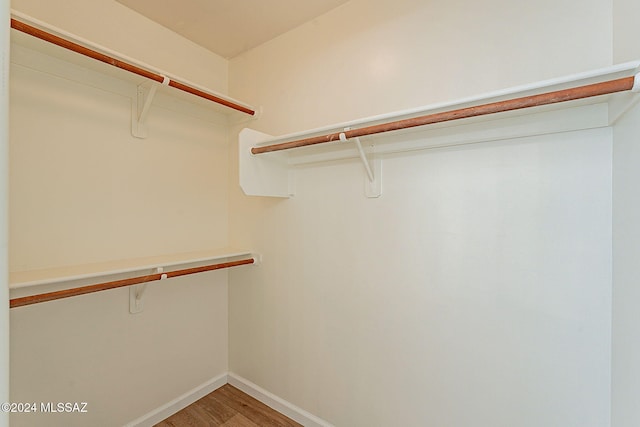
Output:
[129,267,166,314]
[132,76,170,139]
[340,130,382,198]
[609,71,640,125]
[251,253,263,265]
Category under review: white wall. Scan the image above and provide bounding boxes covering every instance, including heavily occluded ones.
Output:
[612,100,640,427]
[230,0,611,136]
[11,0,228,92]
[9,59,229,270]
[228,0,614,425]
[612,0,640,425]
[613,0,640,63]
[1,0,10,425]
[10,272,228,427]
[9,1,233,425]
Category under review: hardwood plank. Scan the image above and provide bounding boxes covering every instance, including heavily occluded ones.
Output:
[192,393,237,424]
[155,406,209,427]
[191,396,237,424]
[155,384,302,427]
[220,413,260,427]
[213,385,302,427]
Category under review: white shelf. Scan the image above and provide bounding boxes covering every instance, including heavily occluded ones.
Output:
[9,248,255,299]
[10,11,257,122]
[240,61,640,198]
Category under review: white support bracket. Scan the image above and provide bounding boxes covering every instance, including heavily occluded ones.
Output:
[129,267,167,314]
[131,76,170,139]
[339,131,381,198]
[609,72,640,125]
[239,128,295,198]
[633,72,640,93]
[251,253,263,265]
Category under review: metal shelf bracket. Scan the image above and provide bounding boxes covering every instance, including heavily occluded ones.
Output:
[129,267,166,314]
[340,130,381,198]
[131,76,170,139]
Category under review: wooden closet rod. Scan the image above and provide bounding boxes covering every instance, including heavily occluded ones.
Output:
[251,76,636,154]
[9,258,255,308]
[11,18,256,116]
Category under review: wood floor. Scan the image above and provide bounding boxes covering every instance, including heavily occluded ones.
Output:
[155,384,303,427]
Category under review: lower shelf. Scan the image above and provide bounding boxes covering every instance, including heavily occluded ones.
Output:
[9,248,257,307]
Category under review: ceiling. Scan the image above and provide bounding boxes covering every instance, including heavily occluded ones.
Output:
[116,0,351,59]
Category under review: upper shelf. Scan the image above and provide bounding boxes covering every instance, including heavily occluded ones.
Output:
[240,61,640,197]
[10,11,257,119]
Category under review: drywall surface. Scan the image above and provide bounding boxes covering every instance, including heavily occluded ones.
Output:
[229,131,613,427]
[0,1,10,425]
[9,60,229,270]
[10,272,228,427]
[228,0,614,425]
[11,0,228,92]
[612,103,640,427]
[8,4,231,425]
[230,0,611,136]
[612,1,640,425]
[613,0,640,63]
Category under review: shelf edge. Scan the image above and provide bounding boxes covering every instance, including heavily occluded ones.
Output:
[253,61,640,147]
[9,250,254,289]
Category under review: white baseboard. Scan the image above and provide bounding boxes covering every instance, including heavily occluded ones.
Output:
[123,372,332,427]
[124,372,228,427]
[227,372,334,427]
